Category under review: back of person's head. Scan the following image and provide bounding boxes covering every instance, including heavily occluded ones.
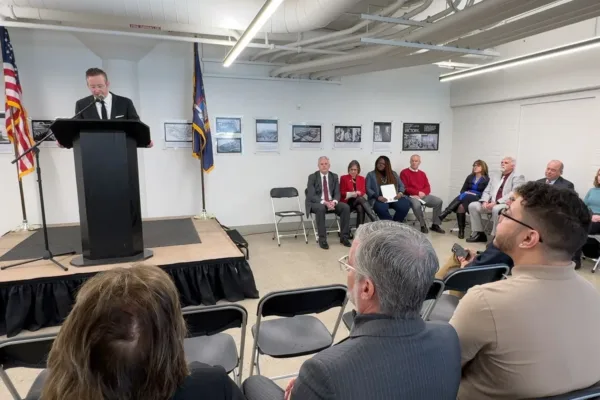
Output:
[498,181,590,263]
[41,265,189,400]
[352,221,438,318]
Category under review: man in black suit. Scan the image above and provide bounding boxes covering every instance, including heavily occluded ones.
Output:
[305,156,351,249]
[536,160,574,190]
[75,68,140,121]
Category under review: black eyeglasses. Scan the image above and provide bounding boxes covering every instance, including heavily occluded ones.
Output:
[499,208,543,242]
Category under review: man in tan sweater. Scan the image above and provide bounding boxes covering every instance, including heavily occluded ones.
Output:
[450,181,600,400]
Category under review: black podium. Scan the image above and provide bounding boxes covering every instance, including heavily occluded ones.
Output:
[51,119,153,267]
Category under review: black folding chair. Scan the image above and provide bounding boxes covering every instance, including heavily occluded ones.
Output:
[270,187,308,246]
[341,279,445,330]
[427,264,510,322]
[532,381,600,399]
[182,304,247,386]
[249,284,347,380]
[0,332,57,400]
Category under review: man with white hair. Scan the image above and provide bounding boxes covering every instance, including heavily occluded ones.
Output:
[243,221,461,400]
[305,156,351,249]
[467,157,525,243]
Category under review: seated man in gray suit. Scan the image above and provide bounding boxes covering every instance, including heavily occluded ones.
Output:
[467,156,525,243]
[243,221,461,400]
[305,156,351,250]
[536,160,574,190]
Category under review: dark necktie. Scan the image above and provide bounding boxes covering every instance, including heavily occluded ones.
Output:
[100,100,108,119]
[323,176,330,202]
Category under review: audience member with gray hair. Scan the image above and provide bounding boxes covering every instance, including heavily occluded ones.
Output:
[243,221,461,400]
[467,156,525,243]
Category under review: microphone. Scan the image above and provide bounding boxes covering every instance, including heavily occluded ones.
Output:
[95,94,105,102]
[72,96,101,120]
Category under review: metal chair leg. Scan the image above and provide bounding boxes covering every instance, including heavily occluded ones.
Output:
[593,258,600,273]
[0,367,22,400]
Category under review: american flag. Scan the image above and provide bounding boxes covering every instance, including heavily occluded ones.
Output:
[1,27,34,177]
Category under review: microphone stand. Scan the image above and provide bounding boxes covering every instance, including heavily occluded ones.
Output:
[0,100,99,271]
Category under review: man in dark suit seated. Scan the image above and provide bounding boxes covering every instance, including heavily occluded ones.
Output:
[243,220,461,400]
[536,160,574,190]
[75,68,140,121]
[305,156,351,250]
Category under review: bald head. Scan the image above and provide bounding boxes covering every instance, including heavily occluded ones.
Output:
[545,160,564,181]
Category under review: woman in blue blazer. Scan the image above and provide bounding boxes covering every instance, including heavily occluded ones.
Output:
[366,156,411,222]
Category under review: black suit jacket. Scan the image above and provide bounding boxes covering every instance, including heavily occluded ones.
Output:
[305,171,341,216]
[74,92,139,121]
[536,176,575,190]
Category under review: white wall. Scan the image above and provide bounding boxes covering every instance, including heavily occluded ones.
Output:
[1,28,453,234]
[449,18,600,198]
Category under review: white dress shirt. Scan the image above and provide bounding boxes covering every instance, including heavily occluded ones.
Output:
[320,172,337,204]
[95,92,112,119]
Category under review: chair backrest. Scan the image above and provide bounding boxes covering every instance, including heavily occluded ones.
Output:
[0,334,57,370]
[257,285,347,318]
[425,279,445,301]
[444,264,510,293]
[534,381,600,399]
[182,304,247,337]
[270,187,299,199]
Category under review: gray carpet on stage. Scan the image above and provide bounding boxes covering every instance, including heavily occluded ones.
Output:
[0,218,201,262]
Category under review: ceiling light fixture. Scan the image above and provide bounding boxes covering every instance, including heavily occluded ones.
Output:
[439,35,600,82]
[223,0,285,67]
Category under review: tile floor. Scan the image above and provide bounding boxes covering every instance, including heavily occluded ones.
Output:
[2,222,599,398]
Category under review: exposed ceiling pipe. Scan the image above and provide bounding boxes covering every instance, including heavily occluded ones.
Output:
[272,0,559,78]
[250,0,410,61]
[278,0,436,64]
[315,0,600,78]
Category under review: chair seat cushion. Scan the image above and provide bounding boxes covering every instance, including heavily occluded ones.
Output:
[184,333,238,373]
[252,315,333,358]
[428,294,460,322]
[275,211,304,217]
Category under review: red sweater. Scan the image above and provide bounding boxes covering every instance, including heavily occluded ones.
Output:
[400,168,431,196]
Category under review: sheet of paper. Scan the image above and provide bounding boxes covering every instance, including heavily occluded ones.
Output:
[381,184,397,203]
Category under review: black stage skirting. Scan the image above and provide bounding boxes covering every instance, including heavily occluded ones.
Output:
[0,256,259,337]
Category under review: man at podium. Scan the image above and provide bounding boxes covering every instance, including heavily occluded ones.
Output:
[74,68,139,121]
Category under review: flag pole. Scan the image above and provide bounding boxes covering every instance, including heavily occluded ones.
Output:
[193,156,211,220]
[10,116,34,232]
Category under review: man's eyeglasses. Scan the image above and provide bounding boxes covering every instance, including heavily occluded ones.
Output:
[338,255,356,272]
[499,208,543,242]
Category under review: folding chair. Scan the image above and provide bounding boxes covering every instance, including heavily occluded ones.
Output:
[341,279,445,330]
[270,187,308,246]
[182,304,247,386]
[249,284,347,380]
[304,189,341,242]
[583,235,600,273]
[0,332,57,400]
[533,381,600,399]
[427,264,510,322]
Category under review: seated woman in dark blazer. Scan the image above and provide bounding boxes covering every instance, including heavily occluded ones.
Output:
[439,159,489,239]
[340,160,377,228]
[37,265,245,400]
[365,155,411,222]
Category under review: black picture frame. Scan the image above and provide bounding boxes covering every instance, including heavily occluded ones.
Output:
[292,124,322,143]
[216,137,242,153]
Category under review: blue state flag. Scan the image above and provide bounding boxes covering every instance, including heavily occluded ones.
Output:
[192,43,214,172]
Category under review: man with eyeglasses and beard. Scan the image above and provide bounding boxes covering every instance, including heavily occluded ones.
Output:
[450,181,600,400]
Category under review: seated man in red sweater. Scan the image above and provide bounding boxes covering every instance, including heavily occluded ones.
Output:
[400,154,445,234]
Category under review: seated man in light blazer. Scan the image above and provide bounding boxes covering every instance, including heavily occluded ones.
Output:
[467,156,525,243]
[242,221,461,400]
[536,160,575,190]
[305,156,351,250]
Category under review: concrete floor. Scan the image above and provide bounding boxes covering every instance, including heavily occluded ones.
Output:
[2,222,599,398]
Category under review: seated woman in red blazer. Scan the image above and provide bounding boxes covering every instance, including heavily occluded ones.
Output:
[340,160,377,228]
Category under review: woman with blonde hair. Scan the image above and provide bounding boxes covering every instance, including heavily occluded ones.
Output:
[38,265,244,400]
[439,160,490,239]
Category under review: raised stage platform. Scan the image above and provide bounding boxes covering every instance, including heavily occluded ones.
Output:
[0,218,259,337]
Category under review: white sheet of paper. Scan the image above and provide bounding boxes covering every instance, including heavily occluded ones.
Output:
[381,184,397,203]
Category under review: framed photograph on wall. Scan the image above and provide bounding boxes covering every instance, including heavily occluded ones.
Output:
[292,124,321,143]
[333,125,361,149]
[217,137,242,154]
[0,112,8,144]
[373,122,392,142]
[216,117,242,135]
[402,123,439,151]
[31,119,57,147]
[163,121,192,149]
[255,118,279,153]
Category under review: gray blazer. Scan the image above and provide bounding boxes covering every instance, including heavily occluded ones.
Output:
[305,171,341,217]
[481,171,525,204]
[290,314,461,400]
[536,176,575,190]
